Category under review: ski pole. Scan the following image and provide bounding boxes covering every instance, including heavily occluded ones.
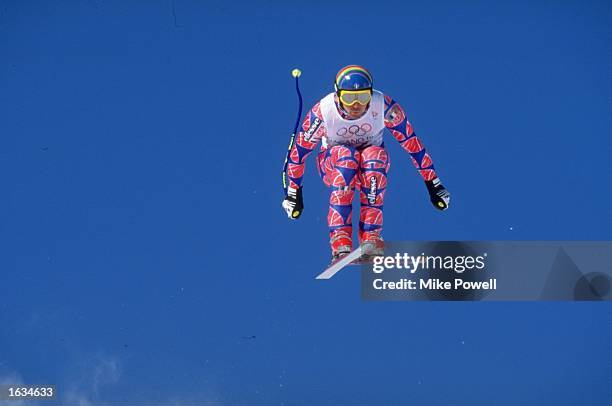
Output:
[282,68,303,194]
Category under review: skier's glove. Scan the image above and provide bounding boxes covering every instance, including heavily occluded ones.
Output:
[425,178,450,211]
[282,186,304,219]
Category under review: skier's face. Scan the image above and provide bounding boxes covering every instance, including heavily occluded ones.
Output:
[341,100,368,119]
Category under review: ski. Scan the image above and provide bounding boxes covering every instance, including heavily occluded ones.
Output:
[316,241,384,280]
[316,246,363,280]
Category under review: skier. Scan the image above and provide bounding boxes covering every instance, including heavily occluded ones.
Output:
[282,65,450,262]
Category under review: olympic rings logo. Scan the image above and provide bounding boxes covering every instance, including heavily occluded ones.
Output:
[336,123,373,138]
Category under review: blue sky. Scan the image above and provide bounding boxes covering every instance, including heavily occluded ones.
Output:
[1,0,611,405]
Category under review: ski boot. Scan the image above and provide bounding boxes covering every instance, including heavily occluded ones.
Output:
[358,232,384,263]
[330,232,352,264]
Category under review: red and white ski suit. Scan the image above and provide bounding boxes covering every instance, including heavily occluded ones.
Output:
[284,90,440,251]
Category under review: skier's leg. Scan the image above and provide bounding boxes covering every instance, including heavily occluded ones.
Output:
[358,145,390,246]
[317,145,361,257]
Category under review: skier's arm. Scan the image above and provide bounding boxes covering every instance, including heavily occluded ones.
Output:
[282,102,326,219]
[383,95,450,210]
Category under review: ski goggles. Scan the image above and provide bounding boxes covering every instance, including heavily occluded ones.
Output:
[338,89,372,106]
